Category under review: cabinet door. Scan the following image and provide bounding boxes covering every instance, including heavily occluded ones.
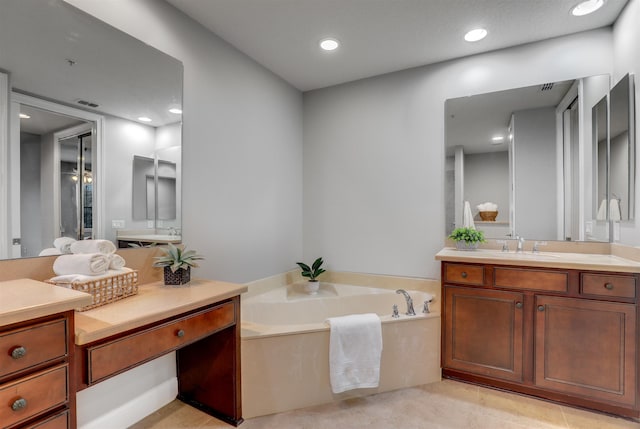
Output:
[535,296,636,406]
[443,286,525,382]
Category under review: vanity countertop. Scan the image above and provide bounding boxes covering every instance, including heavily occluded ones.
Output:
[0,278,93,326]
[436,247,640,273]
[116,234,182,244]
[74,278,247,345]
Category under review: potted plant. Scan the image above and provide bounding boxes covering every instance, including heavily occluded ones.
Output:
[296,257,326,294]
[153,243,204,285]
[449,227,486,250]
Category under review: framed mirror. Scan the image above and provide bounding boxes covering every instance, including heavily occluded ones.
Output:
[0,0,183,259]
[445,74,610,242]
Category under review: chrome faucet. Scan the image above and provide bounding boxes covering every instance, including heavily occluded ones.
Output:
[396,289,416,316]
[516,235,525,253]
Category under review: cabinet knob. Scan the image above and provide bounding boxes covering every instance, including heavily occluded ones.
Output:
[537,305,545,312]
[515,302,523,309]
[461,272,468,278]
[11,398,27,411]
[176,329,185,338]
[10,346,26,359]
[604,283,614,290]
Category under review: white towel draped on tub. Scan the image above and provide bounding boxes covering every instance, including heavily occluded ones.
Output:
[53,253,110,276]
[70,239,116,255]
[326,313,383,394]
[463,201,475,229]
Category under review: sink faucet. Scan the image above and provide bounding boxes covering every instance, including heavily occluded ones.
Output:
[516,235,525,253]
[396,289,416,316]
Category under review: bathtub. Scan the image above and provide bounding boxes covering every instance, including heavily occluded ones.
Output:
[241,282,441,418]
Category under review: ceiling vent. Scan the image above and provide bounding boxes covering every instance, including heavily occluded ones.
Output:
[76,99,100,108]
[540,83,554,91]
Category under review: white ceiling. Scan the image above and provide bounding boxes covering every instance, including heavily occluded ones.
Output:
[167,0,629,91]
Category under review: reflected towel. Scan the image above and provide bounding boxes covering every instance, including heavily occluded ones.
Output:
[596,199,607,221]
[109,254,126,270]
[463,201,475,229]
[53,253,110,276]
[610,199,621,221]
[53,237,76,254]
[326,313,382,394]
[39,247,62,256]
[70,239,116,255]
[49,267,132,284]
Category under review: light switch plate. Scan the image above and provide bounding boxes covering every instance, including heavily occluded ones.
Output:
[112,220,125,229]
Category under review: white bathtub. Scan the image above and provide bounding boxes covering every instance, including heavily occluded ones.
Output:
[241,282,441,418]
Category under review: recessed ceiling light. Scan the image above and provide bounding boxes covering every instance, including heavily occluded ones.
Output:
[319,38,340,51]
[138,117,152,122]
[491,136,504,144]
[571,0,605,16]
[464,28,487,42]
[19,113,30,119]
[168,108,182,114]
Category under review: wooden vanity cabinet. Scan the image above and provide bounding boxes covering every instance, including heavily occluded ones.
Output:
[0,312,75,429]
[441,261,640,419]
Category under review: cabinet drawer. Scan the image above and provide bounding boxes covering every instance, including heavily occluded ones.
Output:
[87,301,235,384]
[0,319,67,380]
[494,267,568,292]
[0,364,68,428]
[444,263,485,285]
[23,410,69,429]
[581,273,636,299]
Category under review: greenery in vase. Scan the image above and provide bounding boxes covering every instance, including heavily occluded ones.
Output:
[296,257,326,281]
[153,243,204,272]
[448,227,486,244]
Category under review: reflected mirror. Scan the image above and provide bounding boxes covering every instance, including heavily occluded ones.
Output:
[0,0,183,259]
[445,75,610,242]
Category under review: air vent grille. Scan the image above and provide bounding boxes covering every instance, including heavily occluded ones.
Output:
[76,99,99,108]
[540,83,554,91]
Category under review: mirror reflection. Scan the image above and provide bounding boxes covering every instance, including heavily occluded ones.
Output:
[445,75,611,242]
[0,0,183,259]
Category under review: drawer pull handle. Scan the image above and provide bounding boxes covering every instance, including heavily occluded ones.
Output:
[176,329,185,338]
[515,302,523,309]
[10,346,27,359]
[461,272,468,279]
[604,283,614,290]
[11,398,27,411]
[537,305,545,312]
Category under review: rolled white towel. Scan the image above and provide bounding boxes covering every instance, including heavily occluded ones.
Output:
[49,267,132,284]
[53,253,110,276]
[39,247,62,256]
[53,237,76,254]
[109,254,126,270]
[70,239,116,255]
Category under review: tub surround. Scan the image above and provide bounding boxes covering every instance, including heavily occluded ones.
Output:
[437,246,640,420]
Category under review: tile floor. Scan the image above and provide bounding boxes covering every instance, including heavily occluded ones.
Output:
[130,380,639,429]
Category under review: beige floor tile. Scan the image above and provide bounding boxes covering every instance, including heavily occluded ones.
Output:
[131,381,639,429]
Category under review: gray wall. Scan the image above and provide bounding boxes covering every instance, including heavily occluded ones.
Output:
[19,132,41,257]
[512,107,557,239]
[464,151,509,222]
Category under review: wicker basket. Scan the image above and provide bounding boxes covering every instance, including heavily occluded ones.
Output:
[479,211,498,221]
[46,270,138,311]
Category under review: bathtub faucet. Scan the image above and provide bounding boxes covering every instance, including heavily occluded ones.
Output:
[396,289,416,316]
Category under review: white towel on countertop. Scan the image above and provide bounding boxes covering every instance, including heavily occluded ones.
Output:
[53,237,76,254]
[463,201,475,229]
[39,247,62,256]
[326,313,382,394]
[109,254,126,270]
[49,267,132,284]
[53,253,110,276]
[70,239,116,255]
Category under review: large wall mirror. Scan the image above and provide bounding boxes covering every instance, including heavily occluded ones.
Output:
[445,74,612,243]
[0,0,183,259]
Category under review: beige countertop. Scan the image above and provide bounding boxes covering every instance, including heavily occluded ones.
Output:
[436,248,640,273]
[116,234,182,244]
[74,278,247,345]
[0,278,93,327]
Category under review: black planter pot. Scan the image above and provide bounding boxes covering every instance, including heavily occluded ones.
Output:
[164,266,191,285]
